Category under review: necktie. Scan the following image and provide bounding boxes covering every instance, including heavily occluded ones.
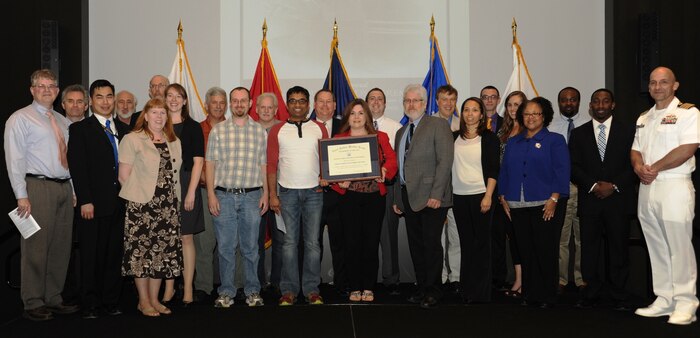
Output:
[373,120,378,131]
[567,118,574,141]
[402,123,415,183]
[597,124,606,161]
[46,111,68,169]
[487,117,493,132]
[105,120,119,172]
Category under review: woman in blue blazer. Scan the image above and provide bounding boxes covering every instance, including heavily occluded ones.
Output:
[498,97,570,308]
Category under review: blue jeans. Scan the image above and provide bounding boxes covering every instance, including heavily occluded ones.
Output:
[212,189,262,297]
[277,185,323,296]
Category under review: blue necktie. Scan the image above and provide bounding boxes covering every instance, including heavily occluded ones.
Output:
[597,124,606,161]
[105,120,119,173]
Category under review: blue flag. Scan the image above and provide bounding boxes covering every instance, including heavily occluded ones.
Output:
[401,29,452,124]
[321,34,356,119]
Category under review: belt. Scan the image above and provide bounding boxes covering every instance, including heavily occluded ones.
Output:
[26,173,70,183]
[215,186,261,194]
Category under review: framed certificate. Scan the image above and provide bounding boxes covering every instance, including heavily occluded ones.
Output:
[319,135,381,182]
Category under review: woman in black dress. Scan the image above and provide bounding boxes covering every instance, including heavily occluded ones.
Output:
[161,84,205,305]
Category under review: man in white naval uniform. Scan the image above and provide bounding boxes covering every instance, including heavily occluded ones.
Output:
[632,66,699,325]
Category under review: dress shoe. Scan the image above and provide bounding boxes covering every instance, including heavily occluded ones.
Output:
[575,299,594,309]
[539,302,553,309]
[450,282,462,295]
[386,284,401,296]
[613,301,632,312]
[420,296,438,309]
[82,308,99,319]
[407,293,423,304]
[192,290,210,303]
[635,305,674,318]
[556,284,566,295]
[104,305,122,316]
[667,312,697,325]
[23,307,53,321]
[46,303,80,315]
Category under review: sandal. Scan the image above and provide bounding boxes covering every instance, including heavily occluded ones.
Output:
[505,287,522,298]
[349,291,362,302]
[156,304,172,315]
[137,305,160,317]
[361,290,374,302]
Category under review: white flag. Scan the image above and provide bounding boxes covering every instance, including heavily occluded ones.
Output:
[168,36,207,122]
[497,37,538,116]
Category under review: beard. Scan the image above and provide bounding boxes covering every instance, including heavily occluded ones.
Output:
[118,110,134,119]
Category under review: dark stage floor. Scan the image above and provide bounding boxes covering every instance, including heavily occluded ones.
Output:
[2,283,699,338]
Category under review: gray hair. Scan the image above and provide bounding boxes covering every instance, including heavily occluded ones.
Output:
[205,86,227,104]
[403,84,427,102]
[256,92,278,108]
[61,84,88,103]
[116,90,137,107]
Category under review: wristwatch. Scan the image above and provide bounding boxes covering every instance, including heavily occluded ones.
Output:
[550,196,558,203]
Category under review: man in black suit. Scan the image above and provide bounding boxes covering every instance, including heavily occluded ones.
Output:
[568,89,636,310]
[313,89,346,293]
[67,79,129,318]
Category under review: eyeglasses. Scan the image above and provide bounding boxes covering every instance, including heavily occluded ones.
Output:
[149,84,167,89]
[33,84,58,91]
[480,95,499,101]
[287,98,308,105]
[403,98,424,105]
[230,99,249,105]
[523,112,543,118]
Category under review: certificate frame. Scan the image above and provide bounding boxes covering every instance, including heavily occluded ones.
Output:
[319,135,381,182]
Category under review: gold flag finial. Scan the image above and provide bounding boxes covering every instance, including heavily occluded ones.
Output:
[430,15,435,34]
[177,20,183,41]
[263,18,268,40]
[333,19,338,40]
[511,18,518,43]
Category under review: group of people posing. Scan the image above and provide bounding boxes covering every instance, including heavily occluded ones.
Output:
[5,66,698,326]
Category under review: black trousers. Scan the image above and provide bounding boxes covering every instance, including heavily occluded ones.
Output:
[79,208,124,308]
[340,190,385,291]
[453,194,493,302]
[511,205,560,304]
[320,189,346,288]
[579,209,631,302]
[491,201,508,286]
[402,186,448,298]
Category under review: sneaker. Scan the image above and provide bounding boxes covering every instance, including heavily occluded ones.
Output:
[214,295,234,308]
[246,293,264,307]
[306,292,324,305]
[279,293,296,306]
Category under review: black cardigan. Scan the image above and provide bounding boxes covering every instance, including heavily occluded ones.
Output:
[452,129,501,190]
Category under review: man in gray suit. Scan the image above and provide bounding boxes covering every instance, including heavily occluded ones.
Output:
[393,84,454,309]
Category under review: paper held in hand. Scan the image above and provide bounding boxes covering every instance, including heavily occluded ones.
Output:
[8,208,41,239]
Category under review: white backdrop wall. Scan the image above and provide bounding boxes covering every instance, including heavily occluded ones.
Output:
[90,0,605,283]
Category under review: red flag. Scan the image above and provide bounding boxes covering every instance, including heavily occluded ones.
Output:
[248,20,288,122]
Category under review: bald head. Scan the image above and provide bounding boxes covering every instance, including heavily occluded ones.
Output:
[649,66,679,109]
[148,75,169,100]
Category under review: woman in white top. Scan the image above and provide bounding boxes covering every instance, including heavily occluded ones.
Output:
[451,97,501,303]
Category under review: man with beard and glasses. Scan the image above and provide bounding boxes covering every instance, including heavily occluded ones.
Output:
[207,87,268,308]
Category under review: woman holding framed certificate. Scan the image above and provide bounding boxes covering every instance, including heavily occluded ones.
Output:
[326,99,397,303]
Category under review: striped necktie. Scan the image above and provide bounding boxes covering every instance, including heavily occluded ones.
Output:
[597,124,606,161]
[105,120,119,172]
